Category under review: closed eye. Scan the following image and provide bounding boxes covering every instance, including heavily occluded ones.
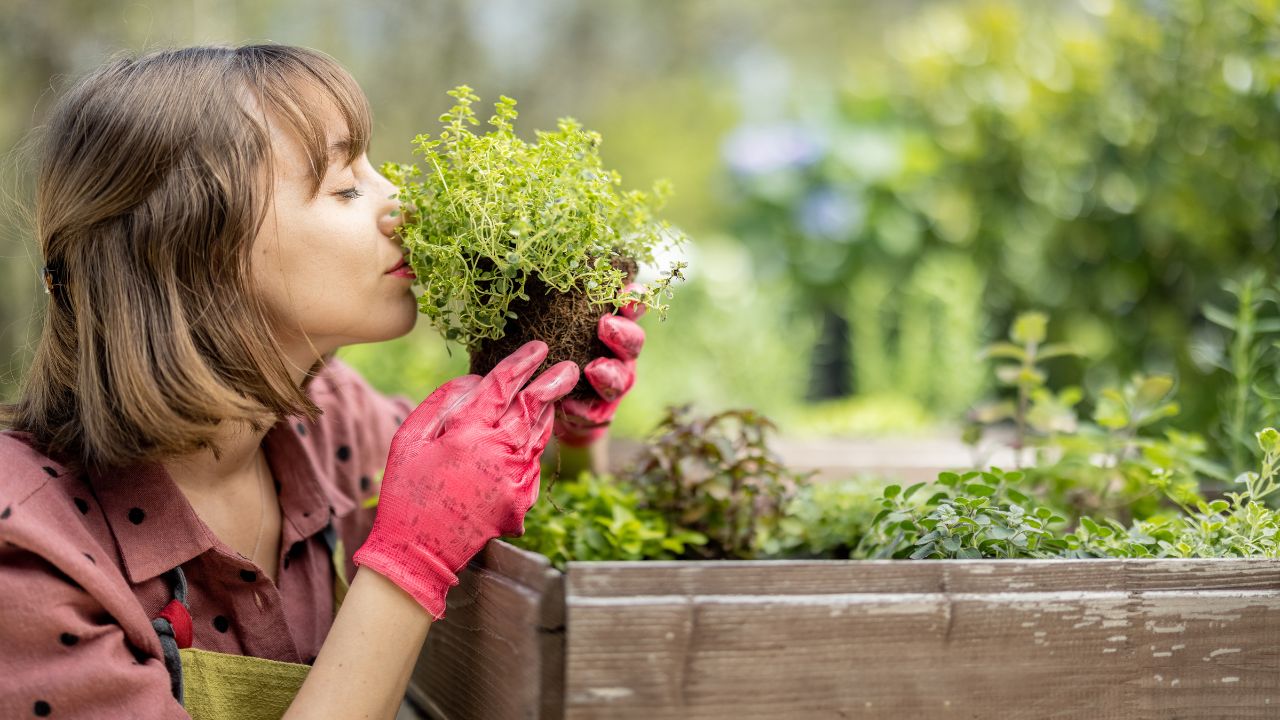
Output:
[334,187,364,200]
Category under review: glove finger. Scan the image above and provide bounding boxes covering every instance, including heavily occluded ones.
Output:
[507,360,580,425]
[553,397,614,447]
[557,395,613,424]
[396,374,482,447]
[519,398,559,463]
[584,357,634,401]
[598,315,645,361]
[620,282,648,320]
[470,340,549,421]
[498,463,542,536]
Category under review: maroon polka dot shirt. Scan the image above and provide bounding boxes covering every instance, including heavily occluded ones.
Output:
[0,359,412,718]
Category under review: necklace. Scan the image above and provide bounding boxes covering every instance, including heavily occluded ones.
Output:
[249,447,269,568]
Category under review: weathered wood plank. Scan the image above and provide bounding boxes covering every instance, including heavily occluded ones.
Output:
[406,540,565,720]
[568,558,1280,596]
[565,559,1280,719]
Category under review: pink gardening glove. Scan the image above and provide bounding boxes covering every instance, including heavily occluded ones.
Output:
[554,283,647,447]
[353,341,578,619]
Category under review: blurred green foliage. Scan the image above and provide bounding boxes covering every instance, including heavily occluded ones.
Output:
[6,0,1280,447]
[725,0,1280,427]
[0,0,901,438]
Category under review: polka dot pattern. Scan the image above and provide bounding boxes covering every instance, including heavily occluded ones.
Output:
[0,357,416,694]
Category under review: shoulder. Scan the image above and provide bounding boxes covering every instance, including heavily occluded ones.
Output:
[0,431,97,560]
[0,432,168,671]
[0,431,131,599]
[0,542,181,717]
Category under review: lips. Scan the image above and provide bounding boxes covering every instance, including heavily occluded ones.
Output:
[385,256,409,274]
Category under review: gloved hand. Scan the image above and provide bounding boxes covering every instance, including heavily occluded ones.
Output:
[352,340,578,620]
[554,283,647,447]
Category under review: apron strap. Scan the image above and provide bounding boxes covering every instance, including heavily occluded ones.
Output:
[151,521,349,705]
[321,520,351,610]
[151,566,191,704]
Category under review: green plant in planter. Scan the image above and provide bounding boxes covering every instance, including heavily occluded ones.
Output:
[967,312,1222,522]
[1203,272,1280,477]
[858,429,1280,560]
[756,475,887,559]
[622,405,810,559]
[382,86,687,398]
[511,470,707,570]
[858,468,1070,560]
[1062,428,1280,559]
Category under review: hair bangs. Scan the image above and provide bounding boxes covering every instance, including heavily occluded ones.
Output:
[240,45,372,198]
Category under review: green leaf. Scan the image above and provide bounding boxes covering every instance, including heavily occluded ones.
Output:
[1011,312,1048,345]
[1037,343,1079,361]
[981,342,1027,361]
[909,543,937,559]
[1257,428,1280,455]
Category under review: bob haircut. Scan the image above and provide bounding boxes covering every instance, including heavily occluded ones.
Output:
[0,44,373,474]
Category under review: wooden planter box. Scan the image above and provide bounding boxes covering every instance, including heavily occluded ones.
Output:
[405,540,1280,719]
[402,438,1280,718]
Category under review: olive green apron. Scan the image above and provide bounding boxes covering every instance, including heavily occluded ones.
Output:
[152,523,351,720]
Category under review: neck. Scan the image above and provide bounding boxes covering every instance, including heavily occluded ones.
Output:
[164,342,322,492]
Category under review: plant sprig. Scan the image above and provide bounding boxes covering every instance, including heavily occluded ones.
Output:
[382,85,688,347]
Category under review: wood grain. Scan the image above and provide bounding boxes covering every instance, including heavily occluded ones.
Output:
[564,559,1280,719]
[406,540,565,720]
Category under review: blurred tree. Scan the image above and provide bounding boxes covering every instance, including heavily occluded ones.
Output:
[725,0,1280,432]
[0,0,896,417]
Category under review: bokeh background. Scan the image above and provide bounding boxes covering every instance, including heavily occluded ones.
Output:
[2,0,1277,445]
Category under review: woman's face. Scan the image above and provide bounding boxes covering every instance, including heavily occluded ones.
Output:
[250,100,417,367]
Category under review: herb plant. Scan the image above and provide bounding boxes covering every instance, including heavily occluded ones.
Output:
[511,470,707,570]
[756,476,886,559]
[1203,272,1280,476]
[967,312,1221,522]
[858,468,1069,559]
[623,405,809,559]
[381,86,687,349]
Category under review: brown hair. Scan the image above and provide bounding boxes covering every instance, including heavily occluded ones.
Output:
[0,44,373,473]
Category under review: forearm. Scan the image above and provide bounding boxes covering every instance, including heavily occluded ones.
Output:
[284,567,433,720]
[546,438,608,479]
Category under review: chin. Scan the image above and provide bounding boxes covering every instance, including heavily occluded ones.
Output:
[373,297,420,341]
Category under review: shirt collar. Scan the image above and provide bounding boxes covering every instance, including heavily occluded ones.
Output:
[89,415,355,585]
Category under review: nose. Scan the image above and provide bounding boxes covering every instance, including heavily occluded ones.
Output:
[375,172,405,239]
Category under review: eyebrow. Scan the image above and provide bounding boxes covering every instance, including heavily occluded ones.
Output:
[328,137,354,159]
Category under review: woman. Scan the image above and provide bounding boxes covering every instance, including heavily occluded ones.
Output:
[0,44,645,719]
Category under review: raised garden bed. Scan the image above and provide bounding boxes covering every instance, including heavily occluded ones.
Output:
[405,532,1280,719]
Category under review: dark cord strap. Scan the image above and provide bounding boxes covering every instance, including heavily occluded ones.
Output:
[151,566,190,704]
